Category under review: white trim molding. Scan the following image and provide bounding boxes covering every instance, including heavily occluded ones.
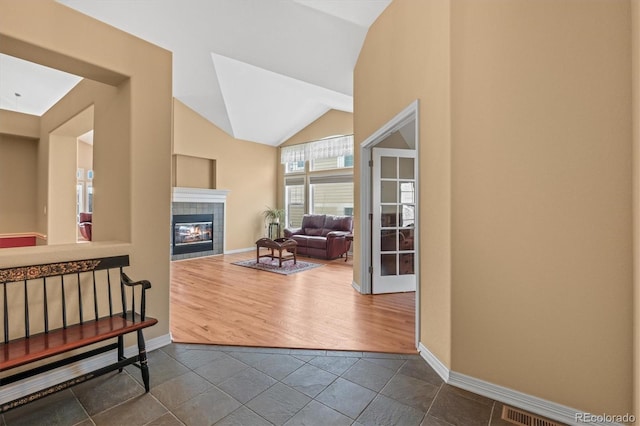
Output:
[418,342,620,426]
[224,246,254,255]
[172,187,230,203]
[0,333,172,406]
[418,342,450,382]
[448,372,623,426]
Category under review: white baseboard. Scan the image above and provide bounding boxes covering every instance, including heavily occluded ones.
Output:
[224,247,254,254]
[418,342,450,382]
[351,280,361,293]
[0,333,171,405]
[418,342,620,426]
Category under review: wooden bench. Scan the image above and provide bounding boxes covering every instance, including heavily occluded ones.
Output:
[0,255,157,413]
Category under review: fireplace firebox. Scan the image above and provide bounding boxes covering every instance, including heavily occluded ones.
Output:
[172,214,213,255]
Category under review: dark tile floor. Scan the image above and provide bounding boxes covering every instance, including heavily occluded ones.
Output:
[1,344,525,426]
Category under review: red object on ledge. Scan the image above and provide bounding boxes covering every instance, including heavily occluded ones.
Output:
[79,212,92,241]
[0,236,36,248]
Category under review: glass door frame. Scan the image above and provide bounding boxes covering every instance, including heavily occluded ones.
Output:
[372,148,417,294]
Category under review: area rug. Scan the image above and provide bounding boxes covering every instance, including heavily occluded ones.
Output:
[232,258,323,275]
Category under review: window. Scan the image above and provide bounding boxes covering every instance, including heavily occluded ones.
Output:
[310,154,353,171]
[285,176,305,227]
[281,135,354,222]
[86,183,94,213]
[310,176,353,217]
[285,160,305,174]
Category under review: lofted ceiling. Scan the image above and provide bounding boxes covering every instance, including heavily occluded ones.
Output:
[0,0,391,146]
[0,53,82,116]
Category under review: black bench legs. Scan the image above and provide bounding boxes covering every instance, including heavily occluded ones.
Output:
[137,329,151,392]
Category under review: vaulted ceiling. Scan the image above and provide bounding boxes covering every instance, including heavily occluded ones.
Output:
[0,1,391,146]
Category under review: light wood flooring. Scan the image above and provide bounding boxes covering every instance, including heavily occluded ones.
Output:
[170,252,416,354]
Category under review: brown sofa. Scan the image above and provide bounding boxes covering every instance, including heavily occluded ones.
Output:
[284,214,353,259]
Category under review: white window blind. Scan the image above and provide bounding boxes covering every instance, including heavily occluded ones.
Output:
[280,135,353,164]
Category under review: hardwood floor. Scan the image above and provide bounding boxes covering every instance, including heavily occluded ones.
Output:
[170,252,416,354]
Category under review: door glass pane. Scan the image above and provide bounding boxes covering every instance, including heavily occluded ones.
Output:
[399,253,414,275]
[399,229,415,251]
[381,230,397,252]
[381,253,397,276]
[380,205,397,227]
[399,182,414,203]
[399,157,414,179]
[381,181,397,203]
[380,156,397,179]
[401,205,415,227]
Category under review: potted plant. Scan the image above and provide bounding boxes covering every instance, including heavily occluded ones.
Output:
[263,206,285,239]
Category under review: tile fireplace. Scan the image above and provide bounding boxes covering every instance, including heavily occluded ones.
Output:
[172,214,213,255]
[171,188,229,261]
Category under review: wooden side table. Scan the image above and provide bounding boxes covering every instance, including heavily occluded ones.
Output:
[256,237,297,267]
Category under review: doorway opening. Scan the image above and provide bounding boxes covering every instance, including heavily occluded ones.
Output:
[359,100,420,347]
[48,105,95,245]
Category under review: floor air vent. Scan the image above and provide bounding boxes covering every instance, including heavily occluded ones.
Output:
[501,405,565,426]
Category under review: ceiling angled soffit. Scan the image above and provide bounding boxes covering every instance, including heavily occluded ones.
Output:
[0,53,82,116]
[212,53,352,146]
[54,0,391,145]
[293,0,392,28]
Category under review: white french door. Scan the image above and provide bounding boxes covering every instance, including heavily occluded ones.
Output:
[372,148,416,294]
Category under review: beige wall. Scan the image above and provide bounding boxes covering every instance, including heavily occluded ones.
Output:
[357,0,633,416]
[279,109,353,147]
[451,0,631,415]
[633,0,640,420]
[355,0,452,366]
[78,140,93,175]
[173,155,215,189]
[47,135,77,244]
[0,0,173,342]
[0,110,40,139]
[0,135,38,233]
[172,99,277,250]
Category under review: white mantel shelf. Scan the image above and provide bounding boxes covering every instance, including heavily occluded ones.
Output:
[172,187,230,203]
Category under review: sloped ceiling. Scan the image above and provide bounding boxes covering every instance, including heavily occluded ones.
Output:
[46,0,392,146]
[0,53,82,116]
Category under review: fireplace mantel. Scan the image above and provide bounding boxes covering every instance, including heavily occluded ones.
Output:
[172,187,230,203]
